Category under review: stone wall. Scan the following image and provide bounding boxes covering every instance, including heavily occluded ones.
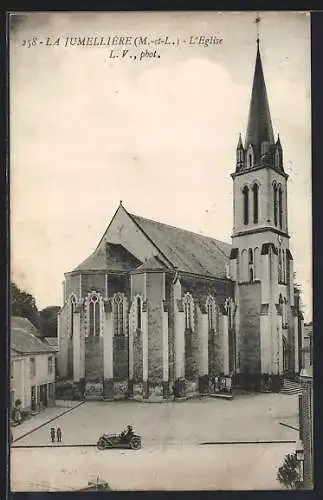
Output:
[109,274,129,297]
[133,330,143,381]
[146,272,164,383]
[84,336,103,381]
[81,273,105,296]
[113,335,129,380]
[239,282,261,375]
[131,273,145,298]
[208,329,223,376]
[58,304,69,378]
[166,274,175,387]
[67,337,73,379]
[65,274,81,299]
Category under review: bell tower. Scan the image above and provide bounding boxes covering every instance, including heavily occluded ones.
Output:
[229,35,299,391]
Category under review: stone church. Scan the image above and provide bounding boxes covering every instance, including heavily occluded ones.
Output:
[58,41,303,400]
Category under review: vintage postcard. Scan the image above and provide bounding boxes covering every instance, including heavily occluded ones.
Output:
[9,11,312,491]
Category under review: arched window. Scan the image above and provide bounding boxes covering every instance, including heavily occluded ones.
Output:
[282,298,288,328]
[241,249,248,282]
[206,296,218,333]
[243,186,249,225]
[252,183,259,224]
[248,248,253,264]
[70,295,77,338]
[183,293,194,331]
[88,293,101,336]
[278,249,282,283]
[113,293,124,335]
[249,267,254,283]
[225,298,235,330]
[137,296,142,330]
[278,187,283,228]
[282,250,285,283]
[273,184,278,226]
[254,247,260,280]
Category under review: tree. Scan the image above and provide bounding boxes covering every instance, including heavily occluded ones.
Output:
[11,282,41,330]
[277,453,303,489]
[40,306,61,337]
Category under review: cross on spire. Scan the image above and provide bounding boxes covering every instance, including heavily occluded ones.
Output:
[254,12,261,44]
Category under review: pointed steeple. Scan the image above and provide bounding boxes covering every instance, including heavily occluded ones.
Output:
[237,133,243,150]
[245,42,275,152]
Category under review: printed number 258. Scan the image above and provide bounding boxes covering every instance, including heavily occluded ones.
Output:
[22,37,38,48]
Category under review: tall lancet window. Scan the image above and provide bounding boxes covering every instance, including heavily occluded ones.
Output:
[248,248,254,282]
[88,293,101,337]
[113,293,124,335]
[252,183,259,224]
[278,249,283,283]
[183,293,194,331]
[206,296,217,333]
[278,187,283,228]
[137,296,142,330]
[243,186,249,225]
[273,184,278,226]
[70,295,77,338]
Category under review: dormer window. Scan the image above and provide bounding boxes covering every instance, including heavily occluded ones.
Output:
[275,149,280,169]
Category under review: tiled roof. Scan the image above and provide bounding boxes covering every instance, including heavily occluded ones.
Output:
[130,214,231,278]
[11,317,55,354]
[73,242,141,272]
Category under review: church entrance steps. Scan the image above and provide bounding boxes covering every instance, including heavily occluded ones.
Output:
[280,379,302,395]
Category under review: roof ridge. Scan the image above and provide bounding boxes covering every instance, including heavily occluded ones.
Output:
[130,213,231,247]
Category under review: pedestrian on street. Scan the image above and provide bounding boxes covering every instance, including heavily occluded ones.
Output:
[56,427,62,443]
[50,427,55,444]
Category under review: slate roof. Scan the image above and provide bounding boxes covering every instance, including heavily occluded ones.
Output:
[130,213,231,278]
[71,207,231,279]
[245,42,275,151]
[11,317,56,354]
[44,337,59,351]
[134,255,168,273]
[73,242,141,272]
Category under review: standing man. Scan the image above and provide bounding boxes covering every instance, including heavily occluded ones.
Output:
[50,427,55,444]
[56,427,62,443]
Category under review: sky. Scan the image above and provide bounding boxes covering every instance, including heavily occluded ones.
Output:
[10,11,312,320]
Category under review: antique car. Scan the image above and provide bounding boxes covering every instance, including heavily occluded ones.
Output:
[97,428,141,450]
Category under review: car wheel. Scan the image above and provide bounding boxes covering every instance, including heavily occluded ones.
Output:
[130,437,141,450]
[97,438,107,450]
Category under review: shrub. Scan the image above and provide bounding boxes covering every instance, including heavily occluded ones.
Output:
[277,453,303,489]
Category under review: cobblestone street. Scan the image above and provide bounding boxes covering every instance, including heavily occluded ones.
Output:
[10,393,299,491]
[12,393,298,447]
